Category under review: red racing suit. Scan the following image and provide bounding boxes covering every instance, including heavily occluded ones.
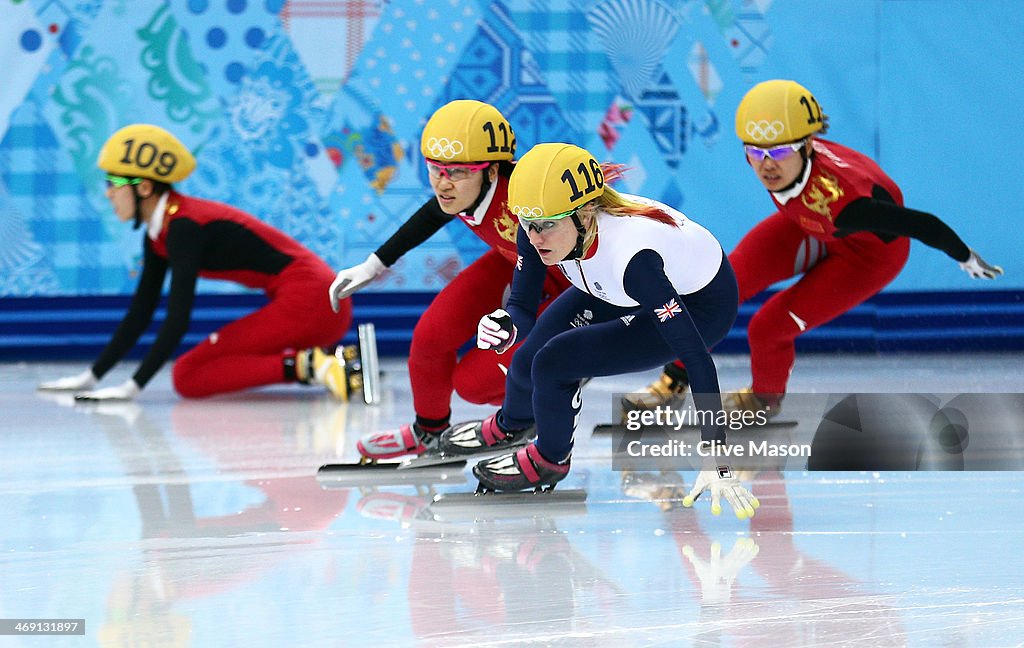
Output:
[91,191,351,397]
[376,173,571,423]
[730,138,970,394]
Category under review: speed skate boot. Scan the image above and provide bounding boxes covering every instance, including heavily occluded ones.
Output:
[620,364,689,422]
[722,387,783,420]
[437,412,535,458]
[473,443,569,493]
[302,324,381,404]
[356,422,447,463]
[305,346,363,401]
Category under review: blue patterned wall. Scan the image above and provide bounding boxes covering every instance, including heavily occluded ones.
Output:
[1,0,1021,297]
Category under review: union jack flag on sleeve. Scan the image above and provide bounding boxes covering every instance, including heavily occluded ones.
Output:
[654,298,682,322]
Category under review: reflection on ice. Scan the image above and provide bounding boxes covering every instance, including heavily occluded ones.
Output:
[2,357,1023,646]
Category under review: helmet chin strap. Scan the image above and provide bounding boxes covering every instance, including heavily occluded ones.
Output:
[774,146,813,194]
[561,211,588,261]
[131,184,144,230]
[462,164,496,216]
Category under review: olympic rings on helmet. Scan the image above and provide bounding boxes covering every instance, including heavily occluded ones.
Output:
[424,137,465,160]
[510,205,545,219]
[744,120,787,143]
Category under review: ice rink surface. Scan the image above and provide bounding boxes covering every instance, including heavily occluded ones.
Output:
[2,353,1024,647]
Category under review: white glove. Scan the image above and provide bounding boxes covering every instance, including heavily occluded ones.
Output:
[38,369,97,392]
[477,309,517,354]
[681,538,760,604]
[682,442,759,519]
[74,379,141,402]
[959,249,1003,279]
[329,253,386,312]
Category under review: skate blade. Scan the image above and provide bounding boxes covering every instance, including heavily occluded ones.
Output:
[592,420,799,434]
[357,323,381,405]
[428,489,587,522]
[316,461,467,488]
[396,452,473,470]
[396,442,528,470]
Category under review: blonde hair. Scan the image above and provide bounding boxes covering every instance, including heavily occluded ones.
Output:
[577,164,678,255]
[591,164,678,226]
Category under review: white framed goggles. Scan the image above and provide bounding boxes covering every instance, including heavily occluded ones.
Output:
[743,139,806,162]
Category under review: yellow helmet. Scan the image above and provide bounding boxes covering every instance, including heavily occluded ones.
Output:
[508,143,604,220]
[734,80,824,145]
[420,100,515,163]
[97,124,196,183]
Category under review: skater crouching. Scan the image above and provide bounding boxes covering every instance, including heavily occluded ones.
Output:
[441,143,759,518]
[37,124,353,401]
[334,100,572,462]
[626,79,1003,418]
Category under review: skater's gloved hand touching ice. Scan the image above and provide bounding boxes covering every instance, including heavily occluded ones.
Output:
[74,379,141,402]
[683,442,759,519]
[477,309,517,354]
[959,248,1003,280]
[38,369,98,392]
[329,253,386,312]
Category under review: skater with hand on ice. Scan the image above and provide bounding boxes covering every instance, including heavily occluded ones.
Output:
[441,142,758,518]
[38,124,353,401]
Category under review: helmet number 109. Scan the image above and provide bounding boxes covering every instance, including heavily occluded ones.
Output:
[799,95,823,127]
[118,138,179,178]
[560,160,604,202]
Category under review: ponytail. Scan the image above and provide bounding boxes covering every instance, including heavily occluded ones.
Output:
[595,164,678,227]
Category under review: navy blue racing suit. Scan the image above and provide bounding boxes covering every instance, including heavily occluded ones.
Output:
[498,216,738,462]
